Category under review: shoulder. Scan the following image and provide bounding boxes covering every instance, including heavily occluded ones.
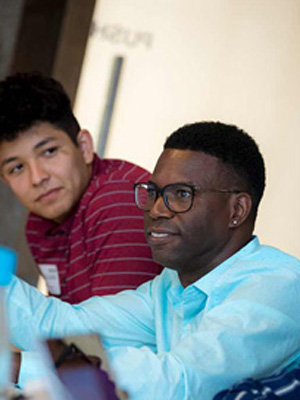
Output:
[95,157,150,184]
[233,243,300,275]
[213,242,300,311]
[76,159,148,228]
[81,158,150,212]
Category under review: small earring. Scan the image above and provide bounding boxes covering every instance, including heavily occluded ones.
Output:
[232,219,238,225]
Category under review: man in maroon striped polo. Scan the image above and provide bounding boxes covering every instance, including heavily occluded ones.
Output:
[0,72,162,303]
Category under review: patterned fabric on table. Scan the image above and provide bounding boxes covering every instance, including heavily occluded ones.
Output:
[214,365,300,400]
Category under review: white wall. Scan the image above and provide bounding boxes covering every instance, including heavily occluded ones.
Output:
[74,0,300,258]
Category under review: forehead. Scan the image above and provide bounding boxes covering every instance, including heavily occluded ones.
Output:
[0,123,73,158]
[151,149,223,186]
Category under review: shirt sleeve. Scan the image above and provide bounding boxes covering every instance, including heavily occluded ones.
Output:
[6,275,157,388]
[83,180,162,297]
[106,272,300,400]
[108,316,300,399]
[7,266,300,400]
[7,276,156,349]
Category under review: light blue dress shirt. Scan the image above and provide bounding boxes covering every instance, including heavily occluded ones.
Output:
[6,237,300,399]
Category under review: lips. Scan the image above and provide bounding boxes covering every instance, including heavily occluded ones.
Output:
[35,187,62,202]
[146,227,179,244]
[151,232,170,238]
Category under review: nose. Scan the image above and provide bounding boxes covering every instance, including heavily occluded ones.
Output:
[29,160,49,186]
[148,194,173,219]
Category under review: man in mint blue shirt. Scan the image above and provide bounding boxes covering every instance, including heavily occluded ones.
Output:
[6,121,300,400]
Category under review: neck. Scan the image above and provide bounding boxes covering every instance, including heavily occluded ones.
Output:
[178,233,253,288]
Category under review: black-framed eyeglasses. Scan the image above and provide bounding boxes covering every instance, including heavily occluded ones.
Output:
[134,182,242,214]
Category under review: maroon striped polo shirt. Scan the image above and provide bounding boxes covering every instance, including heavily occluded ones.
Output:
[26,155,162,303]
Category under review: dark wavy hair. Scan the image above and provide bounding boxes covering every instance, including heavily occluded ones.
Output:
[164,121,266,217]
[0,72,80,144]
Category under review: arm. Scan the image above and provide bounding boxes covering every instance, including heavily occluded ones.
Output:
[6,274,156,386]
[107,267,300,400]
[7,276,156,350]
[7,262,300,399]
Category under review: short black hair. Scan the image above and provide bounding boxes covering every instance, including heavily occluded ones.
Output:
[164,121,266,217]
[0,72,80,144]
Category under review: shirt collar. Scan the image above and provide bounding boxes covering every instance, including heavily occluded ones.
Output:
[193,236,259,296]
[168,236,259,299]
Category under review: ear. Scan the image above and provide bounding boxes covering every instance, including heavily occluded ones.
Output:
[76,130,94,165]
[228,192,253,228]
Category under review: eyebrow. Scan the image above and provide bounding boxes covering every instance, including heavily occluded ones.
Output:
[0,137,58,170]
[33,136,58,150]
[147,180,195,187]
[0,156,19,170]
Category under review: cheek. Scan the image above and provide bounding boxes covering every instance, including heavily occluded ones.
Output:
[62,158,86,186]
[9,178,30,201]
[180,213,214,248]
[63,167,89,206]
[182,211,207,233]
[144,213,150,229]
[70,170,87,195]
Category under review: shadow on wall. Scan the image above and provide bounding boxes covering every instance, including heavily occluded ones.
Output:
[0,181,38,285]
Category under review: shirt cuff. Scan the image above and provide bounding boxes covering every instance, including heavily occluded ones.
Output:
[18,351,50,388]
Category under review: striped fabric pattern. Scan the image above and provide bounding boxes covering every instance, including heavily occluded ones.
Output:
[214,365,300,400]
[26,155,162,303]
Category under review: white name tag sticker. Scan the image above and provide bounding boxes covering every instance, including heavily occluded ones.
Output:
[39,264,61,295]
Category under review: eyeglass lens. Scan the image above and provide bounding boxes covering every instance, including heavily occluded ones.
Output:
[136,183,194,213]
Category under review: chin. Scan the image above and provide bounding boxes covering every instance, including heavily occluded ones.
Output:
[152,253,176,270]
[38,207,70,223]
